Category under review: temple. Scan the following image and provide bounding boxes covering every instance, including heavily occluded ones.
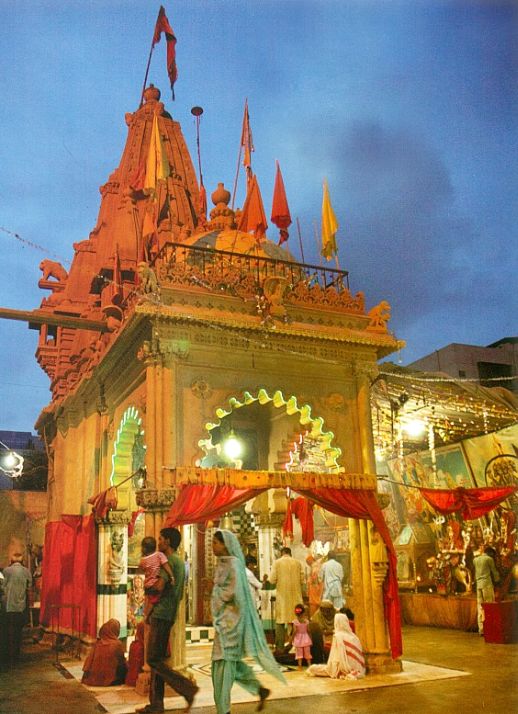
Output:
[33,78,421,677]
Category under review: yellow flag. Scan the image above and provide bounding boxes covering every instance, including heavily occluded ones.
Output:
[144,114,170,195]
[321,179,339,260]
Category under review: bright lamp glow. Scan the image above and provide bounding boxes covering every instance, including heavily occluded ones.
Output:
[4,452,17,468]
[222,431,243,460]
[402,419,426,437]
[0,450,24,478]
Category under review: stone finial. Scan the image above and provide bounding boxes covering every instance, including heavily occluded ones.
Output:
[143,84,161,103]
[208,182,235,230]
[211,182,231,207]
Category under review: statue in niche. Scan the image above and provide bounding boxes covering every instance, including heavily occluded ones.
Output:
[108,527,125,585]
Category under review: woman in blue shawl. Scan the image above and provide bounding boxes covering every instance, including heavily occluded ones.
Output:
[211,530,285,714]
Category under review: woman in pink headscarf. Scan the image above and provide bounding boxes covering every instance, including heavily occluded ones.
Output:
[82,619,127,686]
[307,612,365,680]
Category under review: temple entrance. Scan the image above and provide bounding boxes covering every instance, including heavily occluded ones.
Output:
[98,406,146,637]
[185,389,352,630]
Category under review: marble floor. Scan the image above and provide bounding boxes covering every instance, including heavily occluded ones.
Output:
[63,643,470,714]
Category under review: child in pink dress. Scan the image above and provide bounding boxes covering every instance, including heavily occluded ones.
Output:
[290,603,313,670]
[139,536,174,621]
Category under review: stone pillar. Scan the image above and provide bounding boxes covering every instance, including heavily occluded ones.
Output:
[96,511,130,637]
[249,491,285,633]
[135,487,193,693]
[352,363,401,673]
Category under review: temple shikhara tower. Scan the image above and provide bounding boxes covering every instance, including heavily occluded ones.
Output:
[35,52,405,673]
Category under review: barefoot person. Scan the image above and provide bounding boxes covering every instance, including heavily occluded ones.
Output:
[211,530,285,714]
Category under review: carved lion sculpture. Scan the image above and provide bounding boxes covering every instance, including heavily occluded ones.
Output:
[39,259,68,282]
[367,300,391,331]
[137,262,159,295]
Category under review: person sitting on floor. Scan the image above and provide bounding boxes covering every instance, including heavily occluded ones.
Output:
[307,612,365,680]
[82,619,127,686]
[308,599,336,663]
[125,622,145,687]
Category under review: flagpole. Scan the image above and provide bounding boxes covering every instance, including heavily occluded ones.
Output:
[140,9,162,108]
[313,220,322,267]
[296,217,306,264]
[231,145,243,211]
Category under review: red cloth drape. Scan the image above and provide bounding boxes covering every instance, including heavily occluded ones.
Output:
[163,484,263,527]
[291,497,315,547]
[282,496,294,541]
[295,487,402,660]
[162,483,401,659]
[40,514,97,638]
[419,485,517,520]
[87,486,118,520]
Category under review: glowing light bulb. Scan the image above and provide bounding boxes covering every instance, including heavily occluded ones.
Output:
[4,452,17,468]
[402,419,426,437]
[222,431,243,460]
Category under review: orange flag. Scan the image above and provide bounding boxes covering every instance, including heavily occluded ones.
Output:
[240,99,254,184]
[270,160,292,245]
[152,6,178,99]
[238,174,268,242]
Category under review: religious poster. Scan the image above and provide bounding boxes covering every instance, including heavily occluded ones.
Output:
[462,424,518,486]
[386,444,474,528]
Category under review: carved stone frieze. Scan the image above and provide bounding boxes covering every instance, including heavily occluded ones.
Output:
[136,487,175,511]
[97,510,132,526]
[286,281,365,313]
[153,247,366,316]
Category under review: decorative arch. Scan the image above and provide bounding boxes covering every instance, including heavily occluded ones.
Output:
[110,406,146,487]
[198,388,342,472]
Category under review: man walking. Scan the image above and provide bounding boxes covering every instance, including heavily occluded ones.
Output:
[473,544,500,635]
[136,527,198,714]
[3,552,32,666]
[269,547,304,652]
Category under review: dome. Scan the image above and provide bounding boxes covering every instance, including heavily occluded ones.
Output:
[185,228,298,263]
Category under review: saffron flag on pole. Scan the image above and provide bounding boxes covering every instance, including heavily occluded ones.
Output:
[153,5,178,99]
[270,160,292,245]
[144,114,170,196]
[238,174,268,242]
[321,178,339,260]
[241,99,254,184]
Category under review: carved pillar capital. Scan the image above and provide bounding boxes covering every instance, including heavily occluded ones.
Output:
[96,509,132,526]
[136,487,175,512]
[253,512,285,529]
[353,361,379,383]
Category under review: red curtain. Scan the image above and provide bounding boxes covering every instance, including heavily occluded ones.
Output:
[291,497,315,547]
[420,485,517,520]
[296,487,401,660]
[40,514,97,638]
[163,484,263,527]
[162,483,401,659]
[282,495,294,540]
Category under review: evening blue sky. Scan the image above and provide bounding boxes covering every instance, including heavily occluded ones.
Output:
[0,0,516,431]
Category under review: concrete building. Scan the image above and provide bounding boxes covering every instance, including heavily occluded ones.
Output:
[407,337,518,393]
